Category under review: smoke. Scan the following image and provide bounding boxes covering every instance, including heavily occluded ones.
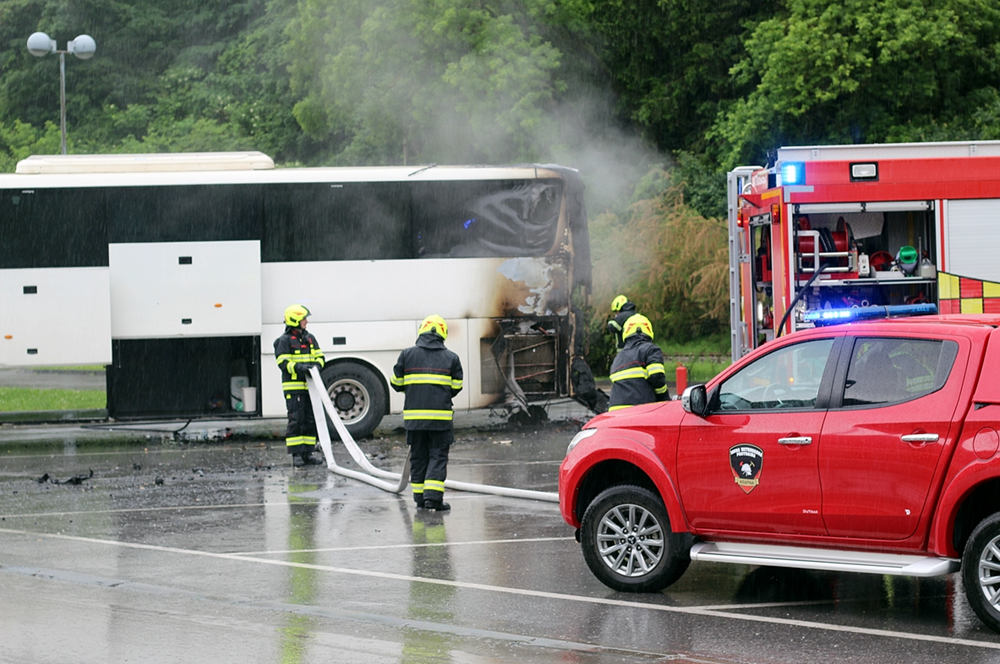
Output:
[288,0,669,218]
[544,95,670,217]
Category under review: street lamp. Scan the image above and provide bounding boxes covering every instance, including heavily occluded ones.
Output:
[26,31,97,155]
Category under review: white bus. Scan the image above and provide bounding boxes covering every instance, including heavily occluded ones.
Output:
[0,152,599,436]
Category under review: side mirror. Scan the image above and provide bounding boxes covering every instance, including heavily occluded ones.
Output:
[682,384,709,417]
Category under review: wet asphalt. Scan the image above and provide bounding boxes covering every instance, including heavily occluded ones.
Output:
[3,373,1000,662]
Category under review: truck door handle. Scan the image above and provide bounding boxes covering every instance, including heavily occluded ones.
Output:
[778,436,812,445]
[901,433,939,443]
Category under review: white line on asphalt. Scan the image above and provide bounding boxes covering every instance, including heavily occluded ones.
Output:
[232,536,575,556]
[0,502,275,519]
[2,526,999,650]
[0,446,277,460]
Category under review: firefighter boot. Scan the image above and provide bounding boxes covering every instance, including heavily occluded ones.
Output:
[300,451,323,466]
[422,500,451,512]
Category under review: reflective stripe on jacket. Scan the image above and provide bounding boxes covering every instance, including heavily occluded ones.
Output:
[274,327,325,392]
[608,332,668,410]
[391,332,464,430]
[607,303,637,350]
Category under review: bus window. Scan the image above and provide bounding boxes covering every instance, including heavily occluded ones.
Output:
[108,185,262,243]
[412,180,562,258]
[262,182,410,262]
[0,188,108,268]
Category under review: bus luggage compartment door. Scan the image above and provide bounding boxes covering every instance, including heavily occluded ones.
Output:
[0,267,112,367]
[109,240,261,338]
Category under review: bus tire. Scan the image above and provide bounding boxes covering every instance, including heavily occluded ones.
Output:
[320,362,386,440]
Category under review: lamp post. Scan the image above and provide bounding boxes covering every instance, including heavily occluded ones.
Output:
[27,31,97,155]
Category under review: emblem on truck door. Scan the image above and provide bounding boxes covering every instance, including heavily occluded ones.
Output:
[730,444,763,494]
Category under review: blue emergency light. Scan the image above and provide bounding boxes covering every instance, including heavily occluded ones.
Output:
[803,303,938,326]
[780,162,806,185]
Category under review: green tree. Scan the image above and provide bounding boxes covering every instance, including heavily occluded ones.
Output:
[587,167,728,368]
[588,0,777,153]
[0,0,317,161]
[285,0,596,164]
[711,0,1000,168]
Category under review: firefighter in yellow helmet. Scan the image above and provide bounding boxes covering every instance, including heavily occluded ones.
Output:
[608,314,669,410]
[607,295,638,350]
[274,304,326,466]
[391,315,464,511]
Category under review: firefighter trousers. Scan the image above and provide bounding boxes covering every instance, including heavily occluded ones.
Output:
[407,429,452,505]
[284,390,317,455]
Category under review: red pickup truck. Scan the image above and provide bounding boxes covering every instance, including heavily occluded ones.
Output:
[559,310,1000,632]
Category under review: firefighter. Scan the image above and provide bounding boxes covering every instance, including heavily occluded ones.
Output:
[391,315,464,511]
[608,314,669,410]
[274,304,326,467]
[607,295,638,350]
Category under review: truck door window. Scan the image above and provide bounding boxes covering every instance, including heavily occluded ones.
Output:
[842,337,957,407]
[717,339,834,410]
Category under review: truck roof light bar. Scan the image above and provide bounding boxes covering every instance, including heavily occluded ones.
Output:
[803,303,938,326]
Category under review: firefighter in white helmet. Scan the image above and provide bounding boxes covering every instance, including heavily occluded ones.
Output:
[274,304,326,467]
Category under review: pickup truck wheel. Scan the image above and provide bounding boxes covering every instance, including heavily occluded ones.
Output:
[962,513,1000,633]
[580,485,690,592]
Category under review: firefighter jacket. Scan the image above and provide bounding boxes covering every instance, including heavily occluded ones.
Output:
[608,332,668,410]
[607,302,638,350]
[391,332,464,430]
[274,326,325,393]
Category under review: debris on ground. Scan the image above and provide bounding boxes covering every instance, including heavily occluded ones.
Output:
[36,469,95,485]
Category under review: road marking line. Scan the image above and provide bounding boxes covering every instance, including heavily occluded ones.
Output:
[234,536,575,555]
[0,564,666,659]
[2,526,999,650]
[0,446,278,460]
[0,502,275,519]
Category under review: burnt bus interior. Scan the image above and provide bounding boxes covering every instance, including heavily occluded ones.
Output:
[749,203,937,343]
[0,177,589,419]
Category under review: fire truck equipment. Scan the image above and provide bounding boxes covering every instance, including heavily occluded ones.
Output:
[897,246,918,275]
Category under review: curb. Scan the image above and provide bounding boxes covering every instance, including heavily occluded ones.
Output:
[0,409,108,424]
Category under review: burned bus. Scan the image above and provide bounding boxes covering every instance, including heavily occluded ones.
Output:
[0,152,597,435]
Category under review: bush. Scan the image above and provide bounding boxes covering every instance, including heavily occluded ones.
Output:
[586,167,729,372]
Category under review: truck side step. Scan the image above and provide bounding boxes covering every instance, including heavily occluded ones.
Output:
[689,541,960,577]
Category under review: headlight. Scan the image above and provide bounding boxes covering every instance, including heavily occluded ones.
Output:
[567,428,598,455]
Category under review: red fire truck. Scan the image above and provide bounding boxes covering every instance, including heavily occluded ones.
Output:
[727,140,1000,361]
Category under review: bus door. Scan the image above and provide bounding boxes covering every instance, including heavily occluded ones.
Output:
[0,267,112,367]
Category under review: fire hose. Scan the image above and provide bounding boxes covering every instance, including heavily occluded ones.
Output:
[306,367,559,502]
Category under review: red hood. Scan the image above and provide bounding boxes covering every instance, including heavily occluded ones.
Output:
[586,399,685,430]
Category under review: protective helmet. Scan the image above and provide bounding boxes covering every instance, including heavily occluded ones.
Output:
[610,295,629,313]
[622,314,654,341]
[284,304,311,327]
[418,314,448,340]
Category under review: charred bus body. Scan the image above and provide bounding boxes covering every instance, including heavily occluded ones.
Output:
[0,152,598,435]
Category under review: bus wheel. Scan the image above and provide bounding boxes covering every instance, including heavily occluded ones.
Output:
[321,363,386,440]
